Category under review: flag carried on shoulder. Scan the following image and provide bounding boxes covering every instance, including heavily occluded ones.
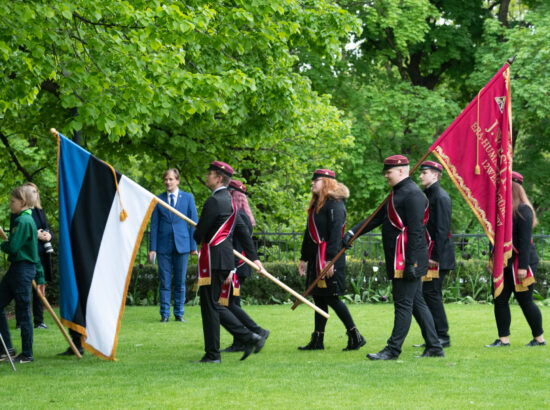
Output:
[57,132,157,360]
[429,63,513,297]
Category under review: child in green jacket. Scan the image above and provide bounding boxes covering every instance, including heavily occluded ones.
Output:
[0,185,44,363]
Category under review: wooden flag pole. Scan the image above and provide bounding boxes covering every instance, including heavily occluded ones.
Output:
[32,281,82,359]
[291,150,433,309]
[156,200,330,319]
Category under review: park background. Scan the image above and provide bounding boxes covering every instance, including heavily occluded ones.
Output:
[1,2,550,408]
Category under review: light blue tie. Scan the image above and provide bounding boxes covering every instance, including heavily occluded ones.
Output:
[169,193,175,207]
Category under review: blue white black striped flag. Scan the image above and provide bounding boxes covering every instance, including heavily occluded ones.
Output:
[57,132,156,360]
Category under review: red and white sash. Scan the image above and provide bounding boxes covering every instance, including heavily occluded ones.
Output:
[197,199,237,291]
[387,190,429,279]
[512,242,535,292]
[307,208,327,288]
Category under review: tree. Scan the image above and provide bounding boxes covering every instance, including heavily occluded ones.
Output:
[0,0,361,229]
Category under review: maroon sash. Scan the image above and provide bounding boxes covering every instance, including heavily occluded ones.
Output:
[388,191,429,279]
[512,241,535,292]
[308,208,327,288]
[197,199,237,291]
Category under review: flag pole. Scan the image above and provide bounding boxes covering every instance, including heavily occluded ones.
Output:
[291,150,433,310]
[32,281,82,359]
[156,200,329,319]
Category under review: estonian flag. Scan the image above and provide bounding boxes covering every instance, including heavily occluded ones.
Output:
[57,132,157,360]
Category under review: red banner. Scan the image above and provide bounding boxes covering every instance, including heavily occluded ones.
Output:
[429,63,513,297]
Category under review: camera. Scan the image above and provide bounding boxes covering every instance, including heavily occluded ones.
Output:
[43,241,54,254]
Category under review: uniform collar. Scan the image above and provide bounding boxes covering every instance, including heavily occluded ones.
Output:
[392,176,411,191]
[424,181,440,195]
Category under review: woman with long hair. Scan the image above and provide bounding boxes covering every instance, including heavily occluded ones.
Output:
[298,169,365,351]
[485,171,545,347]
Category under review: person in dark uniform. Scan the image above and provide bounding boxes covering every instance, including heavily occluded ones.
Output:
[415,161,456,348]
[298,169,366,351]
[221,179,269,353]
[193,161,266,363]
[485,171,545,347]
[343,155,444,360]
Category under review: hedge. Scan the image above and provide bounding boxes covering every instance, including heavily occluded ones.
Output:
[2,260,549,309]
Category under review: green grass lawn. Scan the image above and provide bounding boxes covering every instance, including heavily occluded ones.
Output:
[2,303,550,409]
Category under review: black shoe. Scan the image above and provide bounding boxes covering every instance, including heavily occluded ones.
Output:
[34,322,48,329]
[160,317,169,323]
[298,332,324,350]
[241,333,262,361]
[174,316,186,322]
[414,338,450,348]
[343,328,366,351]
[525,339,546,347]
[367,348,398,361]
[221,344,245,353]
[254,330,269,353]
[0,348,16,362]
[13,354,33,363]
[191,357,221,363]
[485,339,510,347]
[416,347,445,358]
[57,347,84,356]
[440,339,451,348]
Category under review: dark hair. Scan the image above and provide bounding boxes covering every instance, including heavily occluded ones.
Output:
[213,170,231,186]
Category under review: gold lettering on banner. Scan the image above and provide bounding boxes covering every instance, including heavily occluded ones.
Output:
[496,192,506,227]
[482,159,497,186]
[480,135,497,165]
[485,119,498,133]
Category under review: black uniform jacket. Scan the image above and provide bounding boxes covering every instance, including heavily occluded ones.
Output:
[234,210,253,279]
[351,177,428,279]
[301,183,349,296]
[507,203,539,273]
[424,181,456,271]
[193,187,258,271]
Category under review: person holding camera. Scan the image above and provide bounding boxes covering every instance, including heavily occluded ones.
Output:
[343,155,443,360]
[10,182,53,330]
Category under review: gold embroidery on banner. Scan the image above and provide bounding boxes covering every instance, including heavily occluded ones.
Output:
[433,147,494,240]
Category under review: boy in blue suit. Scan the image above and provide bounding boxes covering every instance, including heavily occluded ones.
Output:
[149,169,198,322]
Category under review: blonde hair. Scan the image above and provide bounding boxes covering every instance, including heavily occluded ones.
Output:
[11,185,37,209]
[512,181,538,227]
[23,182,41,209]
[309,177,339,214]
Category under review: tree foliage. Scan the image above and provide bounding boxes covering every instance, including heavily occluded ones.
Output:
[0,0,360,229]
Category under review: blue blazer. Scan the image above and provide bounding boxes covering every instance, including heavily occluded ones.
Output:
[150,191,198,254]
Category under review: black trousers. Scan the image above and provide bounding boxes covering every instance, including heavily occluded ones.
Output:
[228,277,263,346]
[387,277,441,356]
[312,295,355,333]
[199,270,256,360]
[421,270,450,341]
[494,267,543,338]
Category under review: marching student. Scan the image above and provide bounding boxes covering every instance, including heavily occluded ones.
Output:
[298,169,365,351]
[221,179,269,353]
[343,155,443,360]
[0,185,45,363]
[192,161,266,363]
[416,161,455,348]
[485,171,545,348]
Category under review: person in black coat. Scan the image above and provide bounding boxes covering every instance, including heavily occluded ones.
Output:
[192,161,266,363]
[298,169,365,351]
[10,182,53,330]
[416,161,456,348]
[221,179,269,352]
[343,155,443,360]
[485,171,545,347]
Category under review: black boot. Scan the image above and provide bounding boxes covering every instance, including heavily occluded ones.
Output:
[343,327,366,351]
[298,332,324,350]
